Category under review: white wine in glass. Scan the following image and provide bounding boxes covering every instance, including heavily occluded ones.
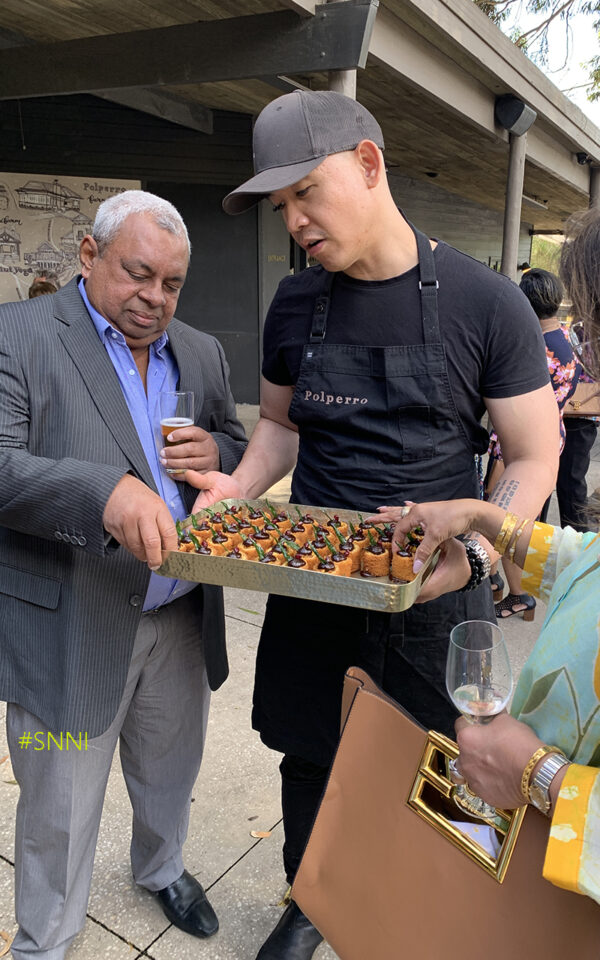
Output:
[446,620,513,822]
[447,620,512,724]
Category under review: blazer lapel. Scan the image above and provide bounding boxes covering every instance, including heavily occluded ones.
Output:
[168,320,205,416]
[54,280,156,490]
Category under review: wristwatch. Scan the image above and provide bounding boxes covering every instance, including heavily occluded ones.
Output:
[528,752,571,815]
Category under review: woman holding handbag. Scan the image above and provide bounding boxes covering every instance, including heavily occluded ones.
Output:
[375,207,600,903]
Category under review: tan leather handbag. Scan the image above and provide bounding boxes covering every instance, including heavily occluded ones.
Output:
[292,667,600,960]
[565,381,600,417]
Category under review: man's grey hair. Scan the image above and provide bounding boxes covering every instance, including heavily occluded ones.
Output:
[92,190,191,258]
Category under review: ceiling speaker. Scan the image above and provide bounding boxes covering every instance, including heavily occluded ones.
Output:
[495,95,537,136]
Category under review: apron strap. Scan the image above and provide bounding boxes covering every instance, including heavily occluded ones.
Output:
[309,223,440,344]
[412,224,440,345]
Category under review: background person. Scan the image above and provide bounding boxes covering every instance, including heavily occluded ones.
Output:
[0,190,247,959]
[486,267,580,619]
[28,279,58,297]
[178,90,559,960]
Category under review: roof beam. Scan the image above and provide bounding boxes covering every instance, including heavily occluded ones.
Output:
[94,88,213,134]
[369,6,589,195]
[0,1,378,101]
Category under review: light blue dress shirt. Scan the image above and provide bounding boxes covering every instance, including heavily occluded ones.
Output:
[79,278,197,611]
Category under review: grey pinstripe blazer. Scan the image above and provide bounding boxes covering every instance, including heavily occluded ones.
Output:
[0,278,248,738]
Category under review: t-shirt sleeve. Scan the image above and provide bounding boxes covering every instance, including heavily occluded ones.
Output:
[261,278,296,386]
[480,280,551,399]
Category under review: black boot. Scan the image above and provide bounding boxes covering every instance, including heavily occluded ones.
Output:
[255,901,324,959]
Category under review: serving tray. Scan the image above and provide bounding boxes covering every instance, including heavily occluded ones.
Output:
[157,500,438,613]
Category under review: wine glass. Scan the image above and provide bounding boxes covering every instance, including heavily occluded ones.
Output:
[446,620,513,822]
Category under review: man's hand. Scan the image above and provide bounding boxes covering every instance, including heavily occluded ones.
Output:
[412,536,471,602]
[103,475,177,570]
[183,469,243,511]
[455,713,544,810]
[159,425,220,474]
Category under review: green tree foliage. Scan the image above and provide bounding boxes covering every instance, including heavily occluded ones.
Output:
[530,235,562,273]
[474,1,600,99]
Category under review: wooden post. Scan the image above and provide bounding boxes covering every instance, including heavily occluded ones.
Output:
[590,164,600,209]
[327,0,357,99]
[500,132,527,282]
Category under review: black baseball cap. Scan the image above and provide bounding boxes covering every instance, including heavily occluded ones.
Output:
[222,90,384,215]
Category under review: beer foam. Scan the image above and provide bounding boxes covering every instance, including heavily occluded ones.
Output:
[160,417,194,427]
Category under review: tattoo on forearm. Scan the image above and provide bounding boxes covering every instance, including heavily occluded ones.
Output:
[489,478,520,510]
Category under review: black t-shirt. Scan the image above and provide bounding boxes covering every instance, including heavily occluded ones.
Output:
[262,241,550,457]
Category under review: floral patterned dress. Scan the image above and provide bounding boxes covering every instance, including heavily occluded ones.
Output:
[488,326,580,460]
[515,522,600,902]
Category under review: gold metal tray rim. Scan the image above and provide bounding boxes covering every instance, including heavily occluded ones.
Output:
[157,499,438,613]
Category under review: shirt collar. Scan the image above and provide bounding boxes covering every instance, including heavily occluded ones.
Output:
[78,276,170,354]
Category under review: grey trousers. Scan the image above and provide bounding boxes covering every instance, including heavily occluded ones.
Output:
[7,592,211,960]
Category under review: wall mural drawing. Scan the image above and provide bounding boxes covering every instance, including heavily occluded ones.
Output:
[0,173,140,302]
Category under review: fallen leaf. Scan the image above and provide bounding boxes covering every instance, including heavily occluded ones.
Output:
[0,757,15,785]
[239,608,261,615]
[250,830,272,839]
[0,756,8,765]
[277,886,292,907]
[0,930,13,958]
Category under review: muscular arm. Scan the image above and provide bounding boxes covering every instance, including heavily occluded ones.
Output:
[372,383,558,600]
[484,383,558,559]
[232,378,299,498]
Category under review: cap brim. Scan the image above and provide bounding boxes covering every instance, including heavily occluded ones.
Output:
[222,155,327,215]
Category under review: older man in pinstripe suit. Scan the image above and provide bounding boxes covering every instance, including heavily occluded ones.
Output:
[0,191,248,958]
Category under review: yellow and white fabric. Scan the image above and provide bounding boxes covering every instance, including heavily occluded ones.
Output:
[513,522,600,902]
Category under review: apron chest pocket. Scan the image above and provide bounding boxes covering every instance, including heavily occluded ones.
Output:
[398,405,434,462]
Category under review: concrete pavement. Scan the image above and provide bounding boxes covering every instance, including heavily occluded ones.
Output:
[0,406,598,958]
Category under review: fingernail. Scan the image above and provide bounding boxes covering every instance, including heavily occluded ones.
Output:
[167,433,174,442]
[413,559,423,573]
[159,457,167,466]
[149,564,160,571]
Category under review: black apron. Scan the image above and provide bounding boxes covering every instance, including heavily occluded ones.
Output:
[253,228,495,764]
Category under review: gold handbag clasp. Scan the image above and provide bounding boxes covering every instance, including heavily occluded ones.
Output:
[407,730,527,883]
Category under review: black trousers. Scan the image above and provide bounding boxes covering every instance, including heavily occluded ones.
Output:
[556,417,598,532]
[259,585,495,883]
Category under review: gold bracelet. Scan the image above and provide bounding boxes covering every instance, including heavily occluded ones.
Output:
[506,518,531,564]
[520,745,560,804]
[493,513,519,555]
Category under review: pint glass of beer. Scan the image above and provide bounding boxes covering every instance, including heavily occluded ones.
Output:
[158,391,194,476]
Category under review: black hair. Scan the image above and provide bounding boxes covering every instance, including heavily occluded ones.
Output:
[519,268,564,320]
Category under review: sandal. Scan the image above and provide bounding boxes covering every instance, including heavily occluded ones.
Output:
[489,571,504,601]
[495,593,536,622]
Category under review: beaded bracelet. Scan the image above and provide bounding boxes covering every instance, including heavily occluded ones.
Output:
[458,539,491,592]
[520,745,560,804]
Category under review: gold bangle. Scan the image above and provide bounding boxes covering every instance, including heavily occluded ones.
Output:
[506,518,531,563]
[520,745,560,804]
[493,513,519,554]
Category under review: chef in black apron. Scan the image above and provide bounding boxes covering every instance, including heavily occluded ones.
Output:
[209,89,556,960]
[252,225,494,878]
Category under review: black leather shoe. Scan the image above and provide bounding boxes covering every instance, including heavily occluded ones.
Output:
[255,901,323,959]
[155,869,218,938]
